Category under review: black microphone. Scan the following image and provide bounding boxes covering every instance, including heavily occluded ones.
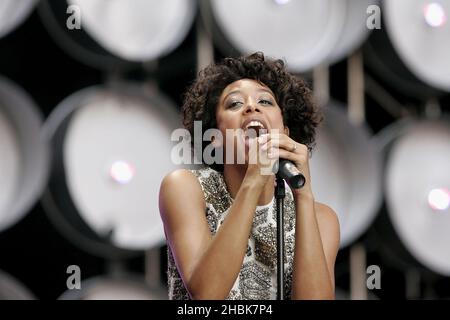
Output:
[273,159,305,189]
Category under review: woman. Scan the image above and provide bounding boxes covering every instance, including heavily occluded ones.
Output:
[159,52,340,300]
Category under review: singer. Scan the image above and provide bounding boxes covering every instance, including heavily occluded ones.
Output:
[159,52,340,300]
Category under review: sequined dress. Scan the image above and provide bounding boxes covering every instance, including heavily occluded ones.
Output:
[167,167,296,300]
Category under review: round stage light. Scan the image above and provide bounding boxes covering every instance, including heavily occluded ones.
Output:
[384,0,450,91]
[0,0,37,39]
[325,0,379,65]
[202,0,347,72]
[310,102,383,248]
[42,83,180,258]
[428,188,450,211]
[68,0,196,61]
[0,76,49,233]
[384,119,450,275]
[0,270,36,299]
[39,0,196,69]
[109,160,136,185]
[273,0,291,5]
[58,275,166,300]
[423,2,447,28]
[364,29,444,100]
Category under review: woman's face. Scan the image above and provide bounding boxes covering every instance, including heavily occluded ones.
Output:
[215,78,287,163]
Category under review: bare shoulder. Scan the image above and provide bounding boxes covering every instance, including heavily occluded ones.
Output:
[315,202,339,223]
[159,169,205,219]
[160,168,200,190]
[159,168,204,200]
[314,202,341,242]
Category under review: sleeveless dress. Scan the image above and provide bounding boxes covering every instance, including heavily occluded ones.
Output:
[167,167,296,300]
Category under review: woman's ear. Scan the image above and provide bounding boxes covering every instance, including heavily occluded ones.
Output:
[284,126,290,136]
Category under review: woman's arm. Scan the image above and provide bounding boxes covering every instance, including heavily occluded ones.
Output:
[260,133,340,299]
[291,195,340,299]
[159,168,266,300]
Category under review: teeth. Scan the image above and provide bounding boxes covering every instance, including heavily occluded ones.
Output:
[245,121,264,129]
[244,120,266,138]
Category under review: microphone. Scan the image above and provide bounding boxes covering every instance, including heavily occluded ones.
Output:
[273,159,305,189]
[246,128,305,188]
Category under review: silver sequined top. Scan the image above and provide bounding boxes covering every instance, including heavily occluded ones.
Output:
[167,167,296,300]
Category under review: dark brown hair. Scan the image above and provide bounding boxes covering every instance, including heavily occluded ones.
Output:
[182,52,322,170]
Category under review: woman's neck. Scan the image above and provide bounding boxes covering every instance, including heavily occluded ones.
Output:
[223,164,275,206]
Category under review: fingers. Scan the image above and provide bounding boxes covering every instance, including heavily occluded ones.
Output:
[247,137,275,170]
[268,148,304,162]
[258,133,308,155]
[257,133,312,193]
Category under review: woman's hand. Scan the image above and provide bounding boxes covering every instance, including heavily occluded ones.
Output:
[259,132,314,198]
[242,135,277,190]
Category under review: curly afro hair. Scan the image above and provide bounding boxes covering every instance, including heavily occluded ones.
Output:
[182,52,322,170]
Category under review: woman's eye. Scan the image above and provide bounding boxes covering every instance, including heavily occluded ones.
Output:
[259,99,273,105]
[228,101,242,108]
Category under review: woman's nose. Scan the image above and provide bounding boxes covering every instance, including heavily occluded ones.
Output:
[244,100,260,114]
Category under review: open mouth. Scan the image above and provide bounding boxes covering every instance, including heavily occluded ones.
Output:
[240,119,268,150]
[243,120,268,138]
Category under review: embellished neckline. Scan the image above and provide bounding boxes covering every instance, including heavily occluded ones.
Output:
[211,167,276,210]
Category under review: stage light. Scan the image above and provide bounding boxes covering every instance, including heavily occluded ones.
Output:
[428,188,450,211]
[39,0,196,69]
[310,102,382,248]
[203,0,379,70]
[424,2,447,28]
[0,76,49,233]
[0,0,37,39]
[273,0,291,5]
[58,275,166,300]
[109,161,135,185]
[42,83,180,258]
[202,0,347,72]
[384,119,450,275]
[0,269,36,299]
[325,0,379,65]
[384,0,450,91]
